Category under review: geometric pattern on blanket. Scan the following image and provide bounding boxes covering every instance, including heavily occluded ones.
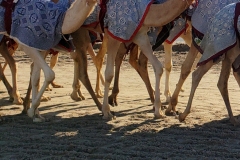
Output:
[197,3,237,66]
[0,0,71,50]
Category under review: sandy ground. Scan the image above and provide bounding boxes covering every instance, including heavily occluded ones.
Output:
[1,44,240,159]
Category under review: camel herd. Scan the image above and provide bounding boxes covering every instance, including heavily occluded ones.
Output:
[1,0,240,126]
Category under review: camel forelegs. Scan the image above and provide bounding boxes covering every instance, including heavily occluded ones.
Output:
[166,44,199,115]
[179,61,213,122]
[102,36,120,120]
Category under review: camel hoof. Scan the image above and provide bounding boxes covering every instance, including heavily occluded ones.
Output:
[52,84,63,88]
[230,118,240,126]
[154,111,165,119]
[33,116,46,123]
[178,113,187,122]
[45,88,52,91]
[13,97,24,105]
[70,94,83,101]
[40,96,51,102]
[27,108,35,118]
[96,94,103,98]
[102,111,116,120]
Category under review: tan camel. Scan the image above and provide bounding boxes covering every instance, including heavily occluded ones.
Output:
[0,39,23,105]
[83,0,194,120]
[178,2,240,126]
[166,0,240,115]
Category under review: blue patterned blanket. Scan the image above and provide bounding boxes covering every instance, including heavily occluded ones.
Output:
[197,3,240,66]
[0,0,71,50]
[84,0,166,42]
[191,0,240,50]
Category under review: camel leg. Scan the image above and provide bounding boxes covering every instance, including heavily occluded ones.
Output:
[94,35,108,98]
[133,27,164,118]
[217,58,238,126]
[108,43,126,106]
[88,42,105,98]
[129,46,155,103]
[70,55,85,101]
[49,53,63,88]
[0,42,23,105]
[163,42,173,103]
[0,63,13,99]
[178,61,213,122]
[102,33,121,120]
[163,25,192,103]
[20,45,54,122]
[223,46,240,125]
[71,28,102,111]
[166,44,199,114]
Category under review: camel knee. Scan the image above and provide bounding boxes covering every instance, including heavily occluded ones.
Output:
[105,74,114,84]
[45,70,55,83]
[165,64,172,73]
[181,64,191,80]
[217,79,226,93]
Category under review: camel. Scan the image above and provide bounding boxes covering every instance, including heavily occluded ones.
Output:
[81,0,194,120]
[178,2,240,126]
[166,0,240,115]
[0,0,98,122]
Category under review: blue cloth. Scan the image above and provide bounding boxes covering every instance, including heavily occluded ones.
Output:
[198,3,238,65]
[0,0,72,50]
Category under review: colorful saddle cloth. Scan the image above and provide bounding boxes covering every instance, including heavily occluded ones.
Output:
[191,0,240,51]
[0,0,72,50]
[197,3,239,66]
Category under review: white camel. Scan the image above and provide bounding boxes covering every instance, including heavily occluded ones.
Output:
[178,2,240,126]
[166,0,240,115]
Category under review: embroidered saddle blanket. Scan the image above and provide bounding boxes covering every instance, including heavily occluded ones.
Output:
[0,0,71,50]
[84,0,166,43]
[197,3,240,66]
[191,0,240,51]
